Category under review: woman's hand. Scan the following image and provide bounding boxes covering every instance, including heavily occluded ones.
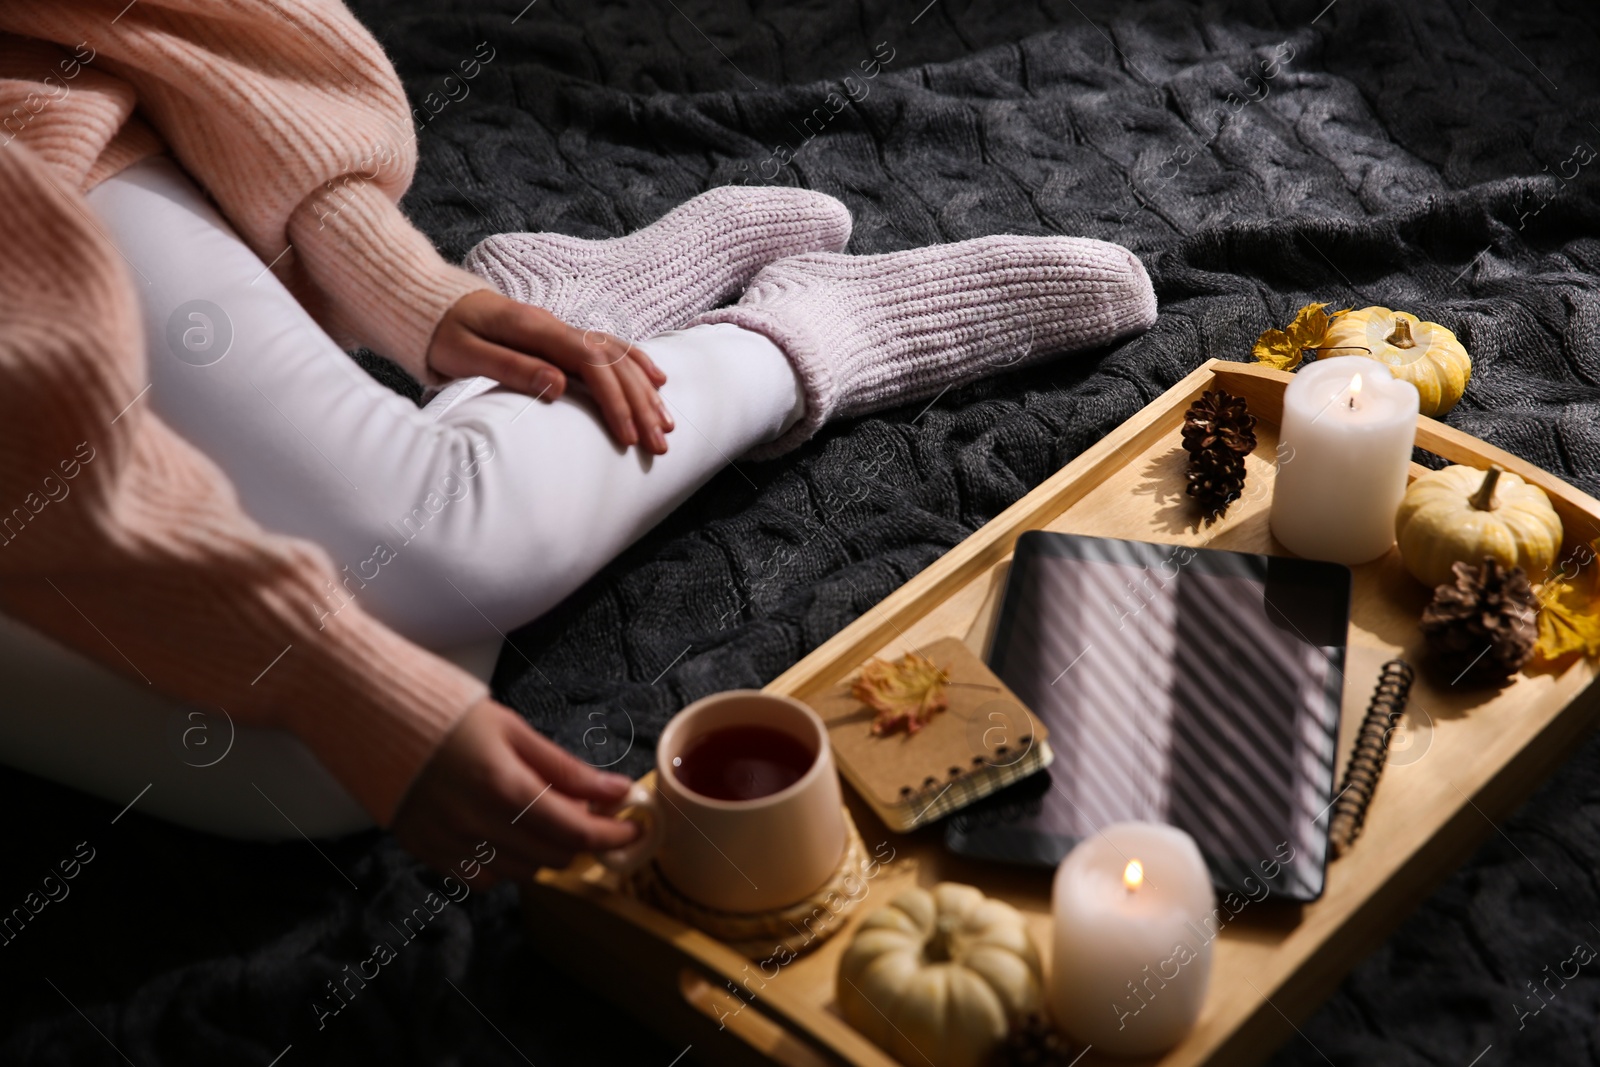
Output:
[427,290,674,455]
[391,697,641,885]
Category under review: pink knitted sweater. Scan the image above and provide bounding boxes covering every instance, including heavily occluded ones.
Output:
[0,2,501,823]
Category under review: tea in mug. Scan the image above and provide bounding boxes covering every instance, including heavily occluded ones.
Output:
[671,725,815,802]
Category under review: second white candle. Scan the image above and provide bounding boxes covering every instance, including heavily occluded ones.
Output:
[1049,822,1216,1056]
[1270,356,1419,565]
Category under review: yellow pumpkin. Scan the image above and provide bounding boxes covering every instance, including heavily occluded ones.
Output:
[1320,307,1471,417]
[1395,465,1563,588]
[837,882,1044,1067]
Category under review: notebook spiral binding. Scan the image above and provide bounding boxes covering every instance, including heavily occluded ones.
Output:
[896,735,1030,799]
[891,731,1039,813]
[1328,658,1416,858]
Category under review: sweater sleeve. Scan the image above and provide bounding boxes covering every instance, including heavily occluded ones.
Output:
[0,139,489,824]
[286,176,491,387]
[1,0,494,385]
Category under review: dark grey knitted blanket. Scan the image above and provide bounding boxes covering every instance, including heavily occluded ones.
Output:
[4,1,1600,1063]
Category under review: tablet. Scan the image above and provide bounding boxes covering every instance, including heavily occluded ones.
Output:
[944,531,1351,903]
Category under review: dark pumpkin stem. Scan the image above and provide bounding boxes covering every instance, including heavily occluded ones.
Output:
[924,917,958,963]
[1470,466,1502,511]
[1385,317,1418,350]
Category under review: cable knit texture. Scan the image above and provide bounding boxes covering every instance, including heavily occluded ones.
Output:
[694,237,1156,456]
[0,3,496,823]
[462,186,852,339]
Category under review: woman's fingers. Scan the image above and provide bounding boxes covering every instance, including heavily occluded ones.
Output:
[491,724,637,864]
[392,698,647,886]
[630,343,667,387]
[484,304,634,435]
[520,789,640,855]
[582,332,673,445]
[464,325,653,448]
[614,356,671,454]
[508,723,633,806]
[627,345,675,432]
[442,294,673,452]
[586,332,671,439]
[574,353,639,448]
[440,331,567,399]
[508,320,636,445]
[558,331,673,454]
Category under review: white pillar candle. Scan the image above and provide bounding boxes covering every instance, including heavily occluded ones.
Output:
[1049,822,1216,1057]
[1270,356,1420,565]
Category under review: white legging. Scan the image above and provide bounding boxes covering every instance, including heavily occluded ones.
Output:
[0,155,803,840]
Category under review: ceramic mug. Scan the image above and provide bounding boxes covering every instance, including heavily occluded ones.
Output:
[599,690,848,914]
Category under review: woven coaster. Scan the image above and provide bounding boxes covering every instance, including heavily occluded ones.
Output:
[624,806,870,959]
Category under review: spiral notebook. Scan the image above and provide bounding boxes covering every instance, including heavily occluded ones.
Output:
[801,636,1052,832]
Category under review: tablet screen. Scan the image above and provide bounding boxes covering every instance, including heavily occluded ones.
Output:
[945,532,1350,902]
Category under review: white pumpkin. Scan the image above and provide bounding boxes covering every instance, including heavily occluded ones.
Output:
[1395,464,1563,588]
[837,882,1044,1067]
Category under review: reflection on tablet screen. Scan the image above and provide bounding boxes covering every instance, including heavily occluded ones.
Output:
[945,532,1350,903]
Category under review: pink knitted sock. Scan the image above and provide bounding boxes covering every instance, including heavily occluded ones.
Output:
[462,187,852,341]
[689,235,1158,457]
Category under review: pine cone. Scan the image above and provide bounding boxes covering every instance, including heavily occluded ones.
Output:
[1186,447,1247,522]
[1182,389,1257,458]
[987,1013,1082,1067]
[1182,389,1257,523]
[1419,558,1538,686]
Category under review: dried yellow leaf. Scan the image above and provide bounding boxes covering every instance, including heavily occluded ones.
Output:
[852,651,951,736]
[1534,573,1600,663]
[1252,302,1347,370]
[1251,326,1302,370]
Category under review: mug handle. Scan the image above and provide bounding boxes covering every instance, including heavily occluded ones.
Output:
[595,781,663,875]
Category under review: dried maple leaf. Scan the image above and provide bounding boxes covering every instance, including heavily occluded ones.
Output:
[852,651,951,736]
[1534,572,1600,663]
[1252,302,1349,370]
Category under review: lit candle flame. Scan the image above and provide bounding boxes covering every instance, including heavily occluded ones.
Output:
[1123,859,1144,892]
[1346,373,1363,409]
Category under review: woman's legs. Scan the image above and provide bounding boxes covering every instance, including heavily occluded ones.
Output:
[0,155,804,840]
[84,156,805,649]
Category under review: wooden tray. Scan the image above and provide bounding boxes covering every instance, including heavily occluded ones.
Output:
[521,360,1600,1067]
